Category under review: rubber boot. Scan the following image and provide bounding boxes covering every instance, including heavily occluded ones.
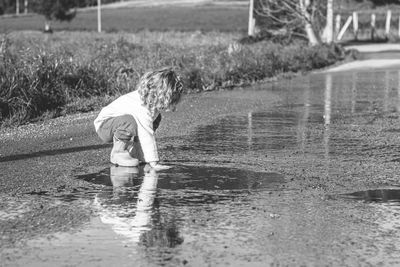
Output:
[110,136,139,167]
[127,141,145,163]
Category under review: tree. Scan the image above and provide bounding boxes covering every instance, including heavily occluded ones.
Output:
[31,0,76,32]
[322,0,333,43]
[255,0,327,46]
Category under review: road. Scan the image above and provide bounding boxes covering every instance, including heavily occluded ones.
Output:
[2,44,400,266]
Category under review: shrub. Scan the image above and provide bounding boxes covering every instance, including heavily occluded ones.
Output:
[0,33,345,126]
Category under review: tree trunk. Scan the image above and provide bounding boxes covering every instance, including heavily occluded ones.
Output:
[299,0,320,46]
[323,0,334,43]
[304,22,319,46]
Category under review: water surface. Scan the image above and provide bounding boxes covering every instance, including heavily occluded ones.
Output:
[4,65,400,266]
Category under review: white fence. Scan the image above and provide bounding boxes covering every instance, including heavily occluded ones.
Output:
[336,10,400,41]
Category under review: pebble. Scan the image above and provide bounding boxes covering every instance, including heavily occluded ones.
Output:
[269,213,280,219]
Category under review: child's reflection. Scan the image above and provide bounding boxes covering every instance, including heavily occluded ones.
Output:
[94,165,183,247]
[94,165,158,243]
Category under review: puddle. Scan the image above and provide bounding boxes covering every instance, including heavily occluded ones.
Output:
[6,65,400,266]
[2,166,286,266]
[339,188,400,251]
[70,166,283,249]
[70,165,285,209]
[160,69,400,167]
[75,165,285,210]
[342,188,400,204]
[0,196,32,221]
[185,111,301,153]
[77,165,284,192]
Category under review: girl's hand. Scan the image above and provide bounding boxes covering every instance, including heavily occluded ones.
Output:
[148,162,172,171]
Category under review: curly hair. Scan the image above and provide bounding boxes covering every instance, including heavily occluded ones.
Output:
[137,68,183,116]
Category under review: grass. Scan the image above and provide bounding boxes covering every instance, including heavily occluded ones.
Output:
[0,4,347,127]
[0,31,346,127]
[0,5,248,33]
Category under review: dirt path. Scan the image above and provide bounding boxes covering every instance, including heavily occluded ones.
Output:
[2,46,400,266]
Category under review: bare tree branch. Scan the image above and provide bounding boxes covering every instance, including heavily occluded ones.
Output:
[255,0,325,45]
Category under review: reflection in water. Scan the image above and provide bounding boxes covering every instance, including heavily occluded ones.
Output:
[185,111,300,155]
[298,78,310,152]
[351,72,357,114]
[89,69,400,248]
[324,74,332,178]
[307,69,400,161]
[398,71,400,113]
[9,67,400,266]
[80,165,283,248]
[110,165,139,187]
[343,189,400,204]
[384,71,390,113]
[342,188,400,249]
[324,74,332,126]
[157,166,283,192]
[169,69,400,169]
[94,166,183,246]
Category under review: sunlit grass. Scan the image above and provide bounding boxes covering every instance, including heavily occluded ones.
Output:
[0,30,346,126]
[0,0,349,130]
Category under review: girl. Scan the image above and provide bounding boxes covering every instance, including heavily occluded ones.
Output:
[94,68,183,170]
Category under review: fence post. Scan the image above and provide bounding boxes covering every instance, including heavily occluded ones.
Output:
[353,12,358,40]
[335,14,341,40]
[16,0,19,15]
[337,15,353,41]
[97,0,102,33]
[386,10,392,37]
[248,0,255,36]
[371,13,376,40]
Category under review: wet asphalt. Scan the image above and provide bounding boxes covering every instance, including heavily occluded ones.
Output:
[2,48,400,266]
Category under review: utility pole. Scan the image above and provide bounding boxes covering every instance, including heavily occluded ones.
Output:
[248,0,255,36]
[16,0,19,15]
[385,10,392,37]
[97,0,102,33]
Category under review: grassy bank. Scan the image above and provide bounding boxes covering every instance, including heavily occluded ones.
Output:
[0,31,346,127]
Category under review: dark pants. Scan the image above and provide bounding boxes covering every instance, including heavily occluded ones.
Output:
[96,114,161,143]
[97,115,138,143]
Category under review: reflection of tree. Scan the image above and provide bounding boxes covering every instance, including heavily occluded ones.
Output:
[188,113,298,154]
[352,189,400,203]
[94,166,183,247]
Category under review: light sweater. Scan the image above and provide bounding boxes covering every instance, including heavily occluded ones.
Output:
[94,91,159,162]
